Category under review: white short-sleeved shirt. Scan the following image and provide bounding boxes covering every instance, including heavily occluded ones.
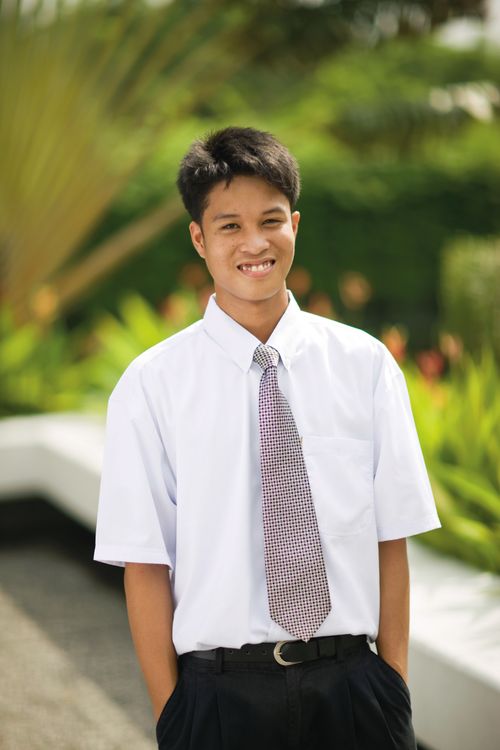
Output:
[94,288,442,654]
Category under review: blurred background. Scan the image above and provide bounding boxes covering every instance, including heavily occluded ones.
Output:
[1,0,499,748]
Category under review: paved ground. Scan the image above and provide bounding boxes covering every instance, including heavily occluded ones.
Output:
[0,498,156,749]
[0,497,432,750]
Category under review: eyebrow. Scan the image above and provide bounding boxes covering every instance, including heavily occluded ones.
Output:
[211,206,287,223]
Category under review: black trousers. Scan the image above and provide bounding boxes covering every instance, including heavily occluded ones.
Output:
[156,639,417,750]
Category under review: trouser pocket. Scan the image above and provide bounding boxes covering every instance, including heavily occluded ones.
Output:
[372,650,411,697]
[364,649,417,750]
[155,669,185,742]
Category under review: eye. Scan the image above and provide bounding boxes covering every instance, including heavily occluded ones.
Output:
[264,218,281,225]
[221,223,239,230]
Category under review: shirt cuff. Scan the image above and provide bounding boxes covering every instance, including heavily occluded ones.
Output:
[93,545,173,569]
[377,514,442,542]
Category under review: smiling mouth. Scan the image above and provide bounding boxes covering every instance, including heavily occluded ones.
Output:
[237,259,275,274]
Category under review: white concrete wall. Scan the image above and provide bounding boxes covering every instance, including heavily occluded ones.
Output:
[0,413,104,528]
[408,542,500,750]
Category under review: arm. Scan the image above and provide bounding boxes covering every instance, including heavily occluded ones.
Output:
[375,537,410,685]
[124,562,178,722]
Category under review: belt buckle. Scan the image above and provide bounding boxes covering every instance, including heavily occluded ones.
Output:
[273,640,303,666]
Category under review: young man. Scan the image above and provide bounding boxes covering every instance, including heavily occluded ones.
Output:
[94,126,442,750]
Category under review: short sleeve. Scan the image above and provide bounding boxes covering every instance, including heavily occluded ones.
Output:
[93,364,176,569]
[372,345,442,541]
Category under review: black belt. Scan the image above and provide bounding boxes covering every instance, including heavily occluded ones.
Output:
[184,634,368,667]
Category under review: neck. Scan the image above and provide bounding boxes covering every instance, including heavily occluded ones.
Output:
[214,287,289,343]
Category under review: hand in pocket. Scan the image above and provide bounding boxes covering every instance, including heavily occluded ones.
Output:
[155,674,181,726]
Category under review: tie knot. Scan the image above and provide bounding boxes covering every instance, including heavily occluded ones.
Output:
[253,344,280,371]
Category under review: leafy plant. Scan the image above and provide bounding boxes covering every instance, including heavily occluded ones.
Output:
[79,287,204,410]
[405,347,500,573]
[0,287,204,415]
[0,306,85,415]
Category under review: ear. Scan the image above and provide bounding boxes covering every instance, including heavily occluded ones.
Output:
[291,210,300,237]
[189,221,206,259]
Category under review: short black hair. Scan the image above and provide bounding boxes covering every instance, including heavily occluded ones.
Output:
[176,126,301,225]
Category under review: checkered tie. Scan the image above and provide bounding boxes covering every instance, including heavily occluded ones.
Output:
[253,343,332,642]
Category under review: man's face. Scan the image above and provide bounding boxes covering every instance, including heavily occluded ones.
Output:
[189,174,300,311]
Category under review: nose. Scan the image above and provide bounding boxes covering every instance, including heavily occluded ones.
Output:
[238,227,271,255]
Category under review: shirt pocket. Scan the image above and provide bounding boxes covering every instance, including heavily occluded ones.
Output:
[301,435,374,537]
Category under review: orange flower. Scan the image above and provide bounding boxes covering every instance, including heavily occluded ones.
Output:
[439,332,463,364]
[381,325,408,364]
[160,292,190,324]
[287,266,312,297]
[338,271,372,310]
[179,262,209,289]
[306,292,336,319]
[197,285,214,311]
[416,349,446,381]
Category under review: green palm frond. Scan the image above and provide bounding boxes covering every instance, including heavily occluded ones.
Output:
[0,0,244,324]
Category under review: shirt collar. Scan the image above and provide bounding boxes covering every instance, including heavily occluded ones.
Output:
[202,289,302,373]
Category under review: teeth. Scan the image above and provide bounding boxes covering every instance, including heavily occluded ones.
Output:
[239,260,273,272]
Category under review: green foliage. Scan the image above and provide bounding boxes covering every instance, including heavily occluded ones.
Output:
[80,288,202,410]
[210,1,485,74]
[0,307,84,416]
[0,288,203,415]
[405,348,500,573]
[440,235,500,362]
